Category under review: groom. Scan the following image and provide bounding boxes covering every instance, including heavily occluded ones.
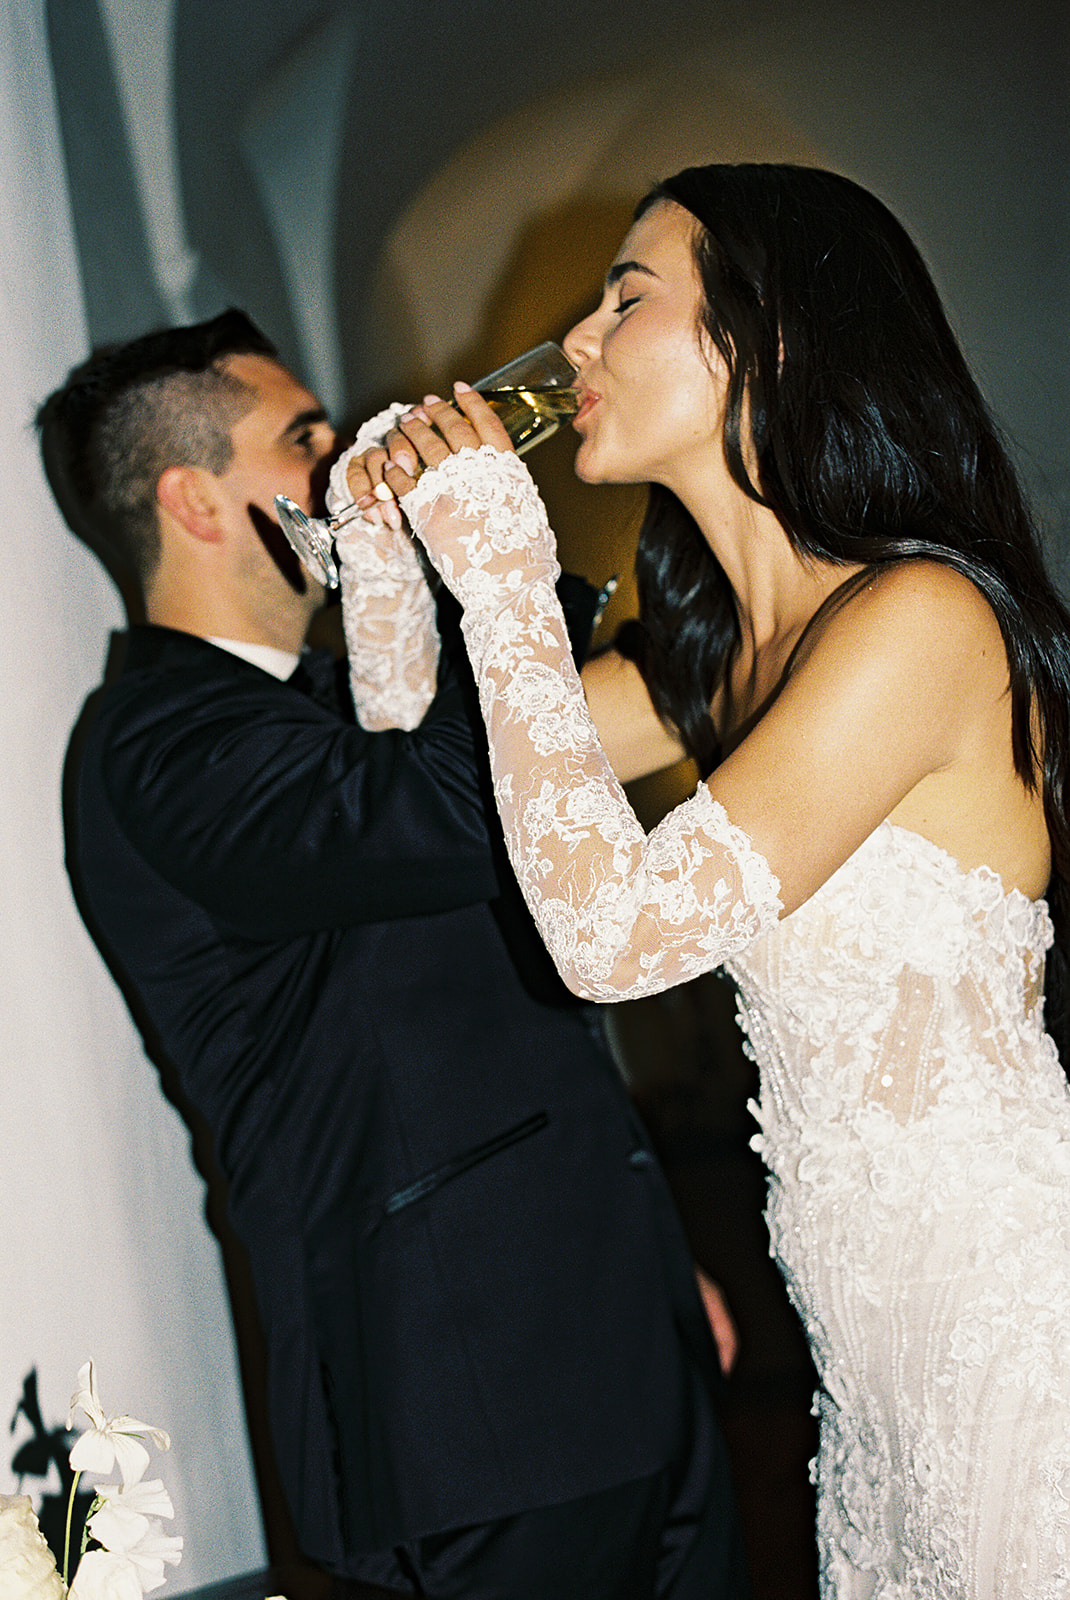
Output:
[41,310,748,1598]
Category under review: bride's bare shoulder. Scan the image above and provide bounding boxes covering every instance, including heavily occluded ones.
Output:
[804,559,1004,669]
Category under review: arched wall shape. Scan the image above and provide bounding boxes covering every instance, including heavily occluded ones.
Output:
[328,1,1067,545]
[362,65,823,390]
[353,42,1068,820]
[45,0,1068,585]
[359,63,826,829]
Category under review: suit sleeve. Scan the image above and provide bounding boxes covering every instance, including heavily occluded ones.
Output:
[99,648,500,939]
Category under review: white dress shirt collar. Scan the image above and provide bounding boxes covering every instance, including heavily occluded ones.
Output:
[205,636,301,681]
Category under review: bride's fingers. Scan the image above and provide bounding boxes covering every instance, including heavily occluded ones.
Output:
[372,414,431,507]
[380,458,419,505]
[410,393,483,457]
[378,381,515,497]
[340,445,402,529]
[416,389,513,457]
[392,401,457,476]
[449,381,514,451]
[347,445,388,507]
[382,423,421,480]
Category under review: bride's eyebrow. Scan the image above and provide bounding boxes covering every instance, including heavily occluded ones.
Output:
[605,259,659,289]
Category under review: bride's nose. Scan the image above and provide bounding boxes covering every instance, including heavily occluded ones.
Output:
[563,311,600,373]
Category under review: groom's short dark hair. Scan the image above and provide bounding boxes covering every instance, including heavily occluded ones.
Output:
[37,308,276,585]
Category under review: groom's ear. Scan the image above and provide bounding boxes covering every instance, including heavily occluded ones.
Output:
[156,465,226,544]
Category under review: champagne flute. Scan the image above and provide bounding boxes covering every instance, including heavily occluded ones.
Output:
[275,341,579,589]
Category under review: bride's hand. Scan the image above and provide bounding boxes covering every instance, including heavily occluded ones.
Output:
[383,384,515,492]
[327,402,414,536]
[385,387,559,615]
[339,386,512,533]
[337,438,407,533]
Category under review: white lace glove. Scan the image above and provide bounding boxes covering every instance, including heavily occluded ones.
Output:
[401,446,783,1000]
[327,404,439,731]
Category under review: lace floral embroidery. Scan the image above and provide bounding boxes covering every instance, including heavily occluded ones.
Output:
[402,447,782,999]
[328,405,439,730]
[405,446,1070,1591]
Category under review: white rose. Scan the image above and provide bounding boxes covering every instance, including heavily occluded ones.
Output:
[0,1494,67,1599]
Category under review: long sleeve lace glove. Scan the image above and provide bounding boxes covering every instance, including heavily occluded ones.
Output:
[327,404,439,730]
[401,445,783,1001]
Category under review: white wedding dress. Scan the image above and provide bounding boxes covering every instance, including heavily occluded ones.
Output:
[729,818,1070,1597]
[334,436,1070,1593]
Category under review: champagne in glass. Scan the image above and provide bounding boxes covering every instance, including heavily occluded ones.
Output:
[471,341,580,455]
[478,384,580,452]
[275,341,579,589]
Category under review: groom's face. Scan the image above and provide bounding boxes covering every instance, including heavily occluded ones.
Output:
[218,353,336,525]
[214,353,337,606]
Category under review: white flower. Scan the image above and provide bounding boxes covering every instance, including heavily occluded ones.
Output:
[69,1483,182,1597]
[5,1365,181,1600]
[85,1478,176,1559]
[0,1494,66,1600]
[67,1363,170,1488]
[68,1548,144,1600]
[113,1522,183,1594]
[84,1479,181,1595]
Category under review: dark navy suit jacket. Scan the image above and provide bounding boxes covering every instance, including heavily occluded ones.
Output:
[66,618,722,1567]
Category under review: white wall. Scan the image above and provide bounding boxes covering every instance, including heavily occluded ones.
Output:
[0,5,264,1591]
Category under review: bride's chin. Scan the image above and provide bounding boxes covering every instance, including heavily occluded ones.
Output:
[572,439,608,485]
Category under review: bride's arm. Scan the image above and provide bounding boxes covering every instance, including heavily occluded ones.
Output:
[330,412,639,742]
[581,648,689,784]
[396,433,782,999]
[392,393,994,999]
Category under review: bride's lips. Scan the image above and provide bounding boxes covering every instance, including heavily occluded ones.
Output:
[572,388,600,429]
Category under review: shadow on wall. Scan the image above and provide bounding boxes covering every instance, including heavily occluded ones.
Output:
[353,62,824,819]
[358,60,824,405]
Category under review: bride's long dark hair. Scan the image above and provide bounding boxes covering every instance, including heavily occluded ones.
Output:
[616,162,1070,1053]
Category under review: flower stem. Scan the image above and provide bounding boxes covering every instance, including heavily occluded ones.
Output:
[63,1469,82,1586]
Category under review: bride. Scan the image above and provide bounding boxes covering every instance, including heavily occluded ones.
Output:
[337,163,1070,1595]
